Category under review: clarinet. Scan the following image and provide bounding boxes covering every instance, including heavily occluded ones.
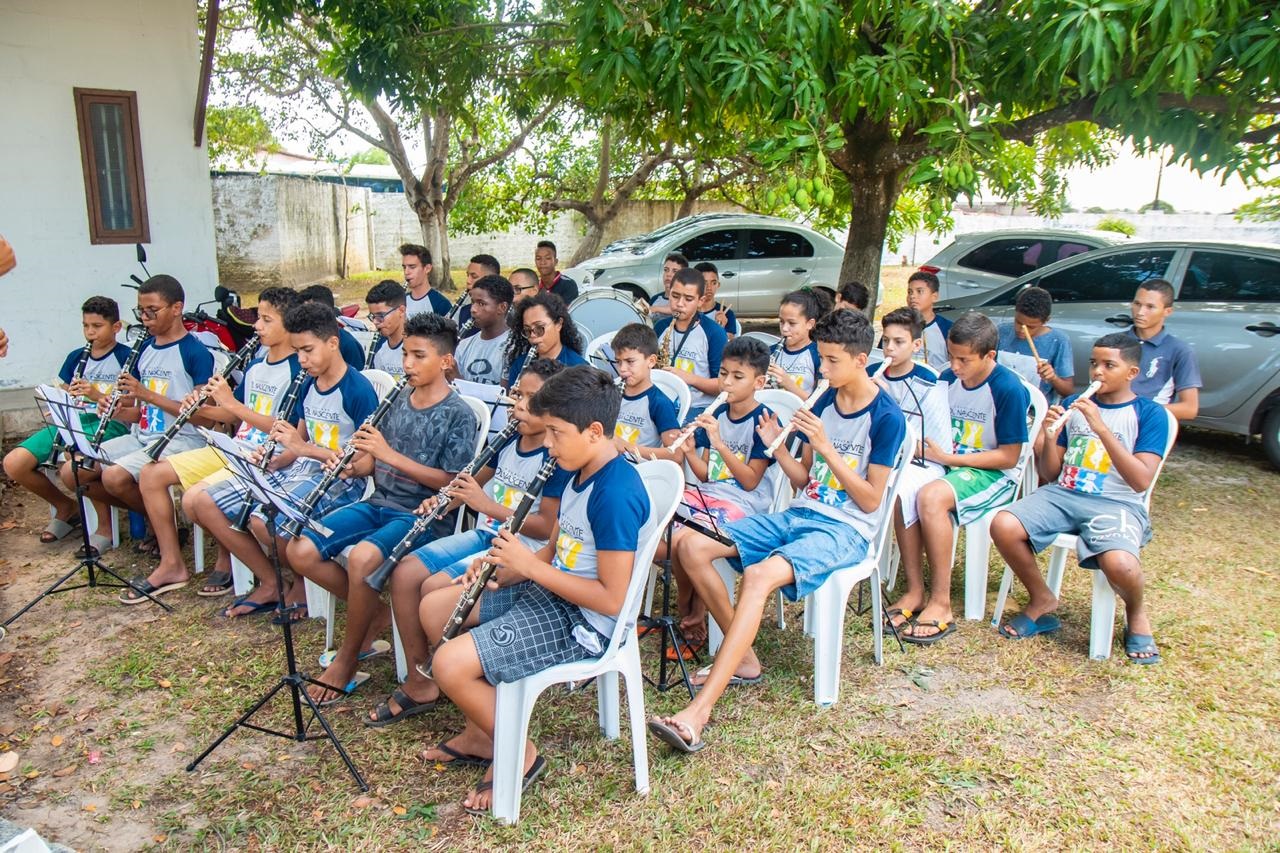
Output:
[280,375,409,537]
[364,418,521,593]
[364,332,384,369]
[445,290,469,321]
[143,335,261,461]
[91,333,150,447]
[456,318,475,339]
[419,455,558,678]
[765,341,783,389]
[229,368,310,533]
[50,343,95,455]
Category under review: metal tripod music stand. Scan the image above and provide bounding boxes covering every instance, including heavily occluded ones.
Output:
[185,447,368,791]
[637,513,703,699]
[1,392,172,642]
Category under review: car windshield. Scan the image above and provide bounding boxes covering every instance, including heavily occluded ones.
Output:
[600,217,734,254]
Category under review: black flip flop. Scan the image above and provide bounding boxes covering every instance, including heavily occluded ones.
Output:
[197,570,234,597]
[365,688,438,728]
[901,619,956,646]
[424,740,491,768]
[647,716,706,753]
[118,577,188,605]
[464,755,546,816]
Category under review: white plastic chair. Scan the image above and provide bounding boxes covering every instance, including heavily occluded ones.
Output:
[361,368,397,400]
[804,437,912,706]
[649,370,692,426]
[489,459,682,824]
[991,407,1178,660]
[955,380,1048,621]
[44,471,121,549]
[740,330,781,349]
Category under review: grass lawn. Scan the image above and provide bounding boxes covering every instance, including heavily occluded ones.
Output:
[0,422,1276,849]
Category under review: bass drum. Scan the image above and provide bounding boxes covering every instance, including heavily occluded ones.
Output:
[568,288,649,345]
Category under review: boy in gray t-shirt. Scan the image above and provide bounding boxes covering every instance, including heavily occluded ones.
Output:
[287,313,478,706]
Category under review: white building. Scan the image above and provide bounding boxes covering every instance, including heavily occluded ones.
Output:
[0,0,219,397]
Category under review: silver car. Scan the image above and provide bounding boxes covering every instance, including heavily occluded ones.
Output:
[566,213,845,317]
[920,229,1128,300]
[936,241,1280,468]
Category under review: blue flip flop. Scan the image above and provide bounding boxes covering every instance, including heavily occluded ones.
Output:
[999,612,1061,640]
[221,596,279,619]
[1124,630,1161,665]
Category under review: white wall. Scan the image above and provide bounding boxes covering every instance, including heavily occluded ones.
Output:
[0,0,219,389]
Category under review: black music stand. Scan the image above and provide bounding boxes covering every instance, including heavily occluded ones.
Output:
[185,442,368,791]
[638,507,715,699]
[1,389,172,641]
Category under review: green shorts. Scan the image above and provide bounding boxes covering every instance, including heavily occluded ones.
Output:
[17,416,128,464]
[941,466,1019,526]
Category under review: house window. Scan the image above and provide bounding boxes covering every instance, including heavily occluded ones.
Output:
[73,88,150,244]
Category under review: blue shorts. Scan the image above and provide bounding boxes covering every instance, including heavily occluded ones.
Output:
[410,528,495,579]
[300,501,423,561]
[724,506,869,601]
[204,459,367,540]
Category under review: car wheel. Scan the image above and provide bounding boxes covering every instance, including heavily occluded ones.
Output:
[1263,405,1280,471]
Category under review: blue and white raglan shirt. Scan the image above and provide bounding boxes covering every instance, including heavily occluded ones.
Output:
[1126,327,1202,405]
[921,314,954,374]
[58,342,132,404]
[290,367,379,457]
[868,361,952,472]
[456,330,510,385]
[1055,395,1169,504]
[774,341,822,394]
[653,313,728,410]
[615,385,681,448]
[479,433,572,549]
[132,335,215,439]
[369,337,405,377]
[232,353,302,447]
[939,362,1030,479]
[406,288,452,318]
[504,346,587,388]
[790,388,907,543]
[710,301,740,336]
[997,322,1073,400]
[693,401,776,513]
[551,454,650,648]
[337,328,366,371]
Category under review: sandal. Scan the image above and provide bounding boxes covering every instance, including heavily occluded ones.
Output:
[1124,630,1161,665]
[901,619,956,645]
[76,534,114,559]
[463,756,546,816]
[422,739,491,768]
[647,717,706,754]
[40,516,81,544]
[118,576,189,605]
[364,688,438,728]
[197,570,234,597]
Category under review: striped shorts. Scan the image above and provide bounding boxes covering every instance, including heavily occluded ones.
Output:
[940,466,1019,527]
[204,459,368,539]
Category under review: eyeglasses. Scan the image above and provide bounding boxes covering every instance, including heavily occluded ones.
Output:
[132,306,164,321]
[522,323,551,338]
[366,310,395,323]
[513,285,538,295]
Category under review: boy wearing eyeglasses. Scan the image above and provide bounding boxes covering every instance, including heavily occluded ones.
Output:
[365,280,408,377]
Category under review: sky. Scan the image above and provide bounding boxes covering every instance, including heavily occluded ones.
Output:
[1062,147,1275,214]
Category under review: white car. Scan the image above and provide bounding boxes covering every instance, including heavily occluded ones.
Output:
[920,229,1128,300]
[566,214,845,317]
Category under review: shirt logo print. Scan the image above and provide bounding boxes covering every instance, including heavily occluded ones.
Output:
[554,532,584,571]
[141,378,170,431]
[615,422,641,443]
[1145,356,1161,378]
[952,416,985,451]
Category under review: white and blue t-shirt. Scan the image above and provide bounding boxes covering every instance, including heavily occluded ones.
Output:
[480,433,573,550]
[921,314,954,374]
[291,367,379,453]
[774,341,822,394]
[504,346,587,388]
[869,361,952,472]
[615,385,681,448]
[456,330,510,385]
[791,388,907,542]
[653,313,728,409]
[132,335,215,438]
[337,328,366,371]
[369,337,405,378]
[997,323,1073,399]
[1056,395,1169,504]
[939,362,1030,479]
[406,288,452,318]
[552,454,650,644]
[233,353,302,446]
[58,343,132,403]
[693,401,775,513]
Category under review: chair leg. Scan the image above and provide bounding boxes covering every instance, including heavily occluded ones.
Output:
[304,579,335,650]
[991,566,1015,627]
[620,644,651,795]
[1089,570,1117,661]
[1046,545,1069,598]
[492,682,536,824]
[963,516,993,621]
[230,555,254,597]
[391,611,408,683]
[775,590,786,631]
[869,570,884,666]
[597,670,620,740]
[110,507,120,548]
[811,587,843,707]
[641,564,658,618]
[193,526,205,575]
[882,536,900,593]
[707,558,737,656]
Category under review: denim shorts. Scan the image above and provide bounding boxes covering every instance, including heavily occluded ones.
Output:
[724,506,869,601]
[1003,484,1150,570]
[410,528,495,579]
[204,459,367,540]
[300,500,423,561]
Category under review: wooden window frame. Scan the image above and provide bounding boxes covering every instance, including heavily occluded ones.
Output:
[73,87,151,245]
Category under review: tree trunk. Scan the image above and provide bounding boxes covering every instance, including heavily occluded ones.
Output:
[568,209,615,266]
[833,119,906,319]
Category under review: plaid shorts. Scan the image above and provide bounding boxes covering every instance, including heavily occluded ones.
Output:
[204,459,368,539]
[470,582,606,685]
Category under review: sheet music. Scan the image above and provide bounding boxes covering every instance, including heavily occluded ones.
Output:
[35,384,104,460]
[200,428,332,536]
[452,379,509,438]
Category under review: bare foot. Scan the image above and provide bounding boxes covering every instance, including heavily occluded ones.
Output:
[689,661,761,688]
[886,593,925,628]
[904,604,954,639]
[462,742,539,813]
[306,658,357,704]
[420,729,491,765]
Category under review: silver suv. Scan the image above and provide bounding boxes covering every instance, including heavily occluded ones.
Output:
[936,241,1280,468]
[921,229,1128,300]
[566,214,846,317]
